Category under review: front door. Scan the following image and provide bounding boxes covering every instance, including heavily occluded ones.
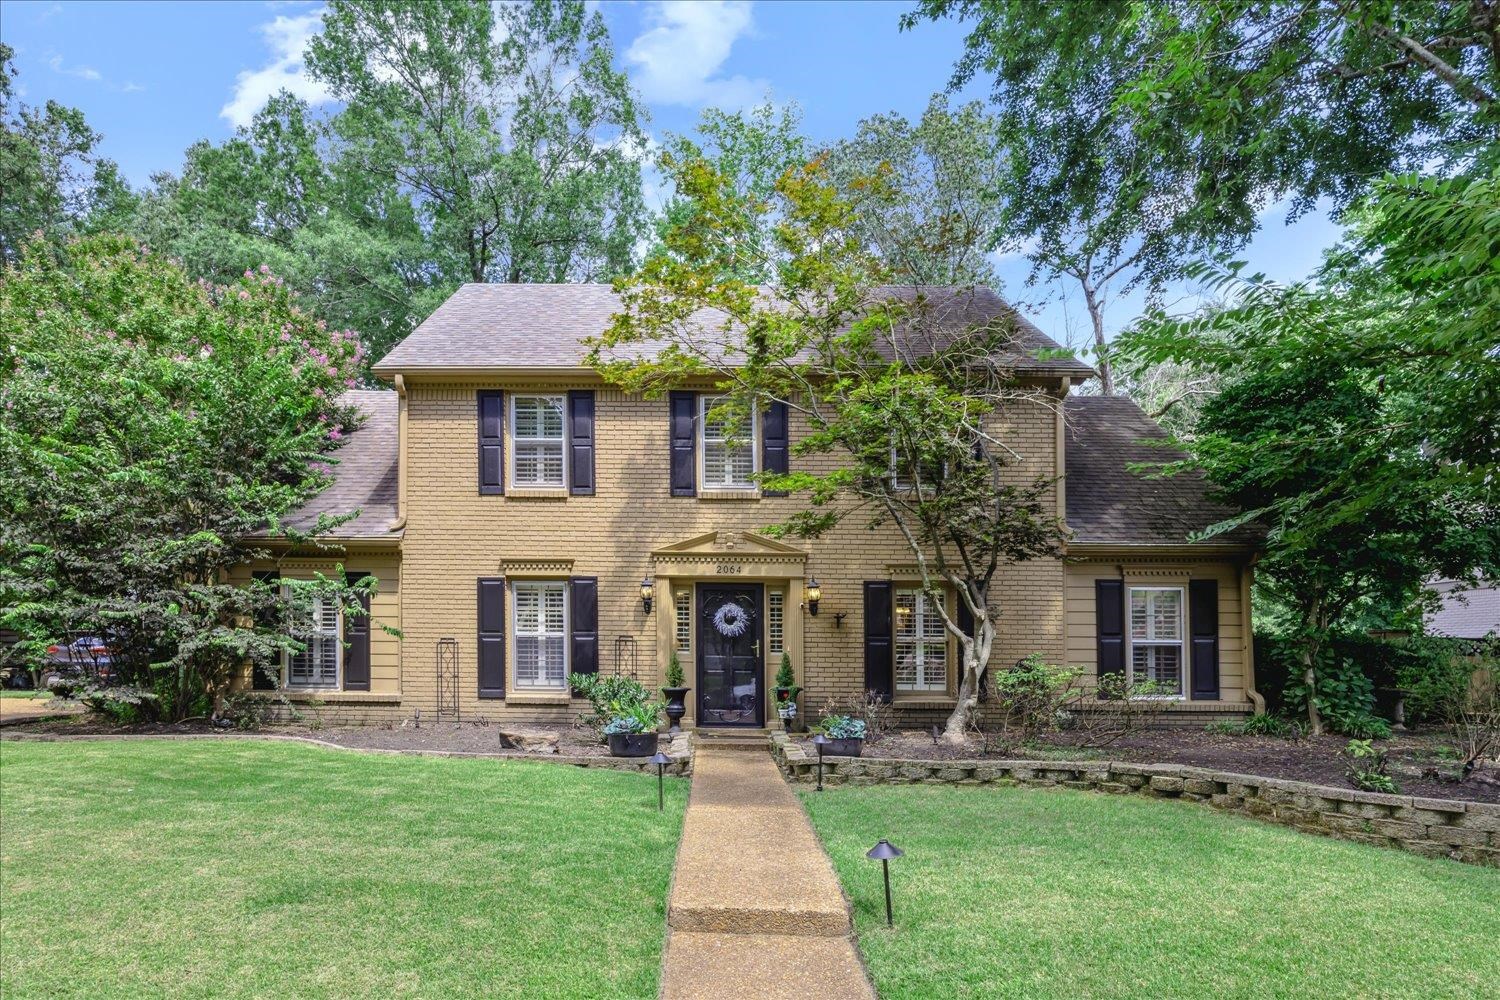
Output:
[697,583,764,727]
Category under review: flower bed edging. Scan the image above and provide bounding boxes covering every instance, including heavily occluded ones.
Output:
[770,732,1499,868]
[3,729,695,776]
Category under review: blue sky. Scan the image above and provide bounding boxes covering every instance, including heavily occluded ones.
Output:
[1,0,1343,349]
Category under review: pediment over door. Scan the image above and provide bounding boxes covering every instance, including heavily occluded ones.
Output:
[652,531,807,579]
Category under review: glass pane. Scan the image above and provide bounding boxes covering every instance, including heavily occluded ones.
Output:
[1132,645,1182,695]
[895,591,918,640]
[514,396,564,441]
[542,585,566,632]
[1130,589,1181,641]
[895,644,918,688]
[514,587,540,631]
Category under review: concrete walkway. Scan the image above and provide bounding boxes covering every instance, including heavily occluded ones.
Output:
[0,697,80,726]
[660,748,874,1000]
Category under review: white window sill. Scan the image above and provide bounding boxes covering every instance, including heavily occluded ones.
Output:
[504,688,573,705]
[506,487,569,499]
[699,488,760,501]
[280,690,402,704]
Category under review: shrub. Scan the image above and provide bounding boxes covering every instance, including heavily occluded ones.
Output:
[664,652,685,689]
[1343,739,1399,794]
[1324,709,1392,740]
[602,701,662,736]
[1442,663,1498,781]
[815,690,897,742]
[1068,673,1171,747]
[985,654,1080,749]
[75,685,157,725]
[571,674,653,739]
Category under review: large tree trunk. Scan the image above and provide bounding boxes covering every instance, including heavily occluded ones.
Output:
[942,613,994,744]
[1081,278,1114,395]
[1300,597,1326,736]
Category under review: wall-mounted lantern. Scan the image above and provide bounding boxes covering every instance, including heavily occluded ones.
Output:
[805,577,822,617]
[641,576,655,615]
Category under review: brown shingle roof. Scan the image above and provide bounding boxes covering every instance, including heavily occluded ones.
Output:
[372,283,1094,378]
[1064,395,1261,548]
[280,390,399,539]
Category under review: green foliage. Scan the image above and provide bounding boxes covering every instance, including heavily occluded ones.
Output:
[602,699,662,736]
[815,715,868,741]
[990,653,1081,746]
[0,234,369,718]
[1342,739,1399,794]
[570,673,653,739]
[773,652,798,700]
[664,651,685,689]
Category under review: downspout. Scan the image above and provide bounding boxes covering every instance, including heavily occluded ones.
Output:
[387,374,408,532]
[1241,556,1265,715]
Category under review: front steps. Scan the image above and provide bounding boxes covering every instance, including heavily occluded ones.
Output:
[692,727,771,753]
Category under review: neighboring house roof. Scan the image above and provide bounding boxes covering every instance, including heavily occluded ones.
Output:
[1425,579,1500,639]
[371,283,1094,379]
[1064,395,1261,548]
[279,390,399,540]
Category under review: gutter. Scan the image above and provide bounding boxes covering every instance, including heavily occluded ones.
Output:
[388,374,408,532]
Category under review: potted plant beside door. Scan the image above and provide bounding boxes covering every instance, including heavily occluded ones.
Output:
[773,653,801,732]
[604,701,664,757]
[661,652,690,735]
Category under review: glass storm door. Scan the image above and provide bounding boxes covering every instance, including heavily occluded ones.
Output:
[697,584,764,727]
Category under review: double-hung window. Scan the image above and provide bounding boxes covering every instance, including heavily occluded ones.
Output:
[700,396,756,489]
[894,588,948,692]
[511,395,566,488]
[513,580,568,689]
[287,595,340,688]
[1129,587,1184,697]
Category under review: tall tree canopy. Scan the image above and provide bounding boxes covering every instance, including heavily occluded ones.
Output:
[306,0,648,286]
[0,235,373,718]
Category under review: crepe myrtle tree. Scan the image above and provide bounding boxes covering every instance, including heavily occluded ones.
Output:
[589,155,1068,742]
[0,233,379,718]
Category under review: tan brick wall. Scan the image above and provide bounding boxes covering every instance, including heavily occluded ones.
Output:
[389,379,1068,726]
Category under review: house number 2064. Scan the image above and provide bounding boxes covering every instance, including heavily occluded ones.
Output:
[715,564,743,574]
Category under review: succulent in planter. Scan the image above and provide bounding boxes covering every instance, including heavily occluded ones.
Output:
[604,701,664,757]
[814,714,867,756]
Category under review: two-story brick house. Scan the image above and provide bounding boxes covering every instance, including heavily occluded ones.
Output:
[237,283,1263,730]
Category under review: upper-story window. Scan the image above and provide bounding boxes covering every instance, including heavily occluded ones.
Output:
[700,396,757,489]
[511,395,566,488]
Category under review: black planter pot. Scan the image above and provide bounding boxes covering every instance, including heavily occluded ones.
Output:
[608,732,661,757]
[662,687,690,734]
[823,737,863,757]
[774,686,791,703]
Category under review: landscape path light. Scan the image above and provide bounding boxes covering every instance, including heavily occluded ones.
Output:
[812,733,829,791]
[650,750,671,811]
[866,839,905,928]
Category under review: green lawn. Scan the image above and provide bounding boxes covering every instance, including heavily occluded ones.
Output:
[0,690,47,699]
[803,783,1500,1000]
[0,739,687,999]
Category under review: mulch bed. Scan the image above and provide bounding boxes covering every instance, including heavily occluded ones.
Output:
[1,715,620,757]
[789,728,1500,805]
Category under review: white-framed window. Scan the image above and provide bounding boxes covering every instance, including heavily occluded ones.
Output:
[768,590,784,655]
[1129,587,1184,697]
[510,394,566,488]
[894,588,948,692]
[513,580,568,689]
[286,595,340,689]
[700,395,756,489]
[675,589,692,654]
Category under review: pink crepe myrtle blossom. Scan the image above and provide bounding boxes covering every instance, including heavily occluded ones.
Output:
[311,462,333,476]
[237,290,250,301]
[328,427,343,441]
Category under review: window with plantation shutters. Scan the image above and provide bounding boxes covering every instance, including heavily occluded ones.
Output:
[675,590,692,654]
[287,595,340,688]
[1129,587,1184,697]
[513,580,568,689]
[700,395,756,489]
[767,590,784,656]
[511,395,566,488]
[894,589,947,692]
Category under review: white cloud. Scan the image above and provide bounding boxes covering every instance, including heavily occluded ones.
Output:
[47,54,102,81]
[625,1,766,109]
[220,11,332,129]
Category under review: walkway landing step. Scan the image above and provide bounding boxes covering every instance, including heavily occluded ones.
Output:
[662,932,875,1000]
[666,750,852,938]
[691,728,771,753]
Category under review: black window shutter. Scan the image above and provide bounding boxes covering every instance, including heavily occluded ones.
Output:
[344,572,372,691]
[477,390,504,495]
[570,576,599,679]
[250,571,280,690]
[955,587,974,639]
[568,390,595,496]
[863,581,894,703]
[669,391,697,496]
[762,401,789,496]
[1189,579,1220,700]
[1095,579,1126,682]
[477,578,505,699]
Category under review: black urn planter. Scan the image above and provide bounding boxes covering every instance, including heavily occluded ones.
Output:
[662,687,690,734]
[823,737,864,757]
[608,732,661,757]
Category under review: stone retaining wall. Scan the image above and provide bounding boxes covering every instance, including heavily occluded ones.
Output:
[3,730,695,776]
[770,733,1499,868]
